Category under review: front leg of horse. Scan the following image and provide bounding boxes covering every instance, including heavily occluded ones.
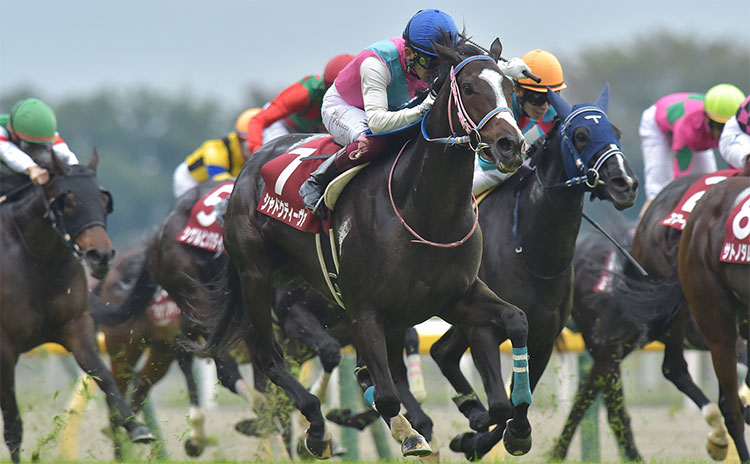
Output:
[0,347,22,464]
[62,315,156,445]
[388,334,436,457]
[430,327,491,432]
[443,281,532,459]
[352,311,430,457]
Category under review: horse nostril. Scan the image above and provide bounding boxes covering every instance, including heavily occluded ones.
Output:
[496,138,515,155]
[87,248,114,265]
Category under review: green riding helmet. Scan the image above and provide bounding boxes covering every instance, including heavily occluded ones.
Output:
[10,98,58,144]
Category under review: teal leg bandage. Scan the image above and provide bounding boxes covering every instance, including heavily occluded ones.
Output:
[364,386,375,410]
[511,347,532,406]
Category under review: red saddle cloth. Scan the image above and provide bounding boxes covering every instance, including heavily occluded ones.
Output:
[720,194,750,264]
[176,181,235,253]
[660,169,740,231]
[257,136,341,233]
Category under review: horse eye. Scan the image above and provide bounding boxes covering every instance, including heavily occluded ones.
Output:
[461,83,474,95]
[58,193,77,215]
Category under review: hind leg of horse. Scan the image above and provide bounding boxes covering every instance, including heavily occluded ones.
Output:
[661,312,711,409]
[0,339,21,464]
[601,364,642,461]
[549,357,609,460]
[130,342,175,413]
[403,327,427,404]
[661,312,728,458]
[236,272,329,457]
[106,333,144,459]
[430,327,491,432]
[175,352,207,457]
[685,276,749,461]
[60,314,155,444]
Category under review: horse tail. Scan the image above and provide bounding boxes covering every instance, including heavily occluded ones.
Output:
[190,259,251,356]
[605,265,685,349]
[88,238,159,327]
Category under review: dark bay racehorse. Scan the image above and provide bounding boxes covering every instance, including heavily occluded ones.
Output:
[429,85,638,460]
[0,152,154,463]
[88,180,291,457]
[550,226,688,461]
[93,245,208,458]
[204,37,531,459]
[680,176,750,462]
[552,171,744,461]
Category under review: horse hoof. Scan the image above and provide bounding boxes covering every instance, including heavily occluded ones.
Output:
[450,432,483,461]
[401,434,432,457]
[302,430,332,459]
[234,418,261,436]
[502,421,531,456]
[706,438,729,461]
[184,438,205,457]
[129,424,156,444]
[469,410,491,432]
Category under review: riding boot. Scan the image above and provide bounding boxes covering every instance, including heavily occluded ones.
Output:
[299,152,344,217]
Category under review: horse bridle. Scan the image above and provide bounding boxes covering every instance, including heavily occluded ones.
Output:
[392,55,513,248]
[420,55,514,156]
[557,106,624,189]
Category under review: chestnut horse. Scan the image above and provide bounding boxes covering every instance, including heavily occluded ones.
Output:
[0,152,154,463]
[680,176,750,461]
[203,37,531,459]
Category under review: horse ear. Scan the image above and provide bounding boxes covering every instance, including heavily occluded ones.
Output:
[89,147,99,172]
[546,86,572,119]
[489,38,503,61]
[595,82,610,113]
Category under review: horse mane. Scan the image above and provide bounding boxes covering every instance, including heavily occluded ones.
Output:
[430,31,483,96]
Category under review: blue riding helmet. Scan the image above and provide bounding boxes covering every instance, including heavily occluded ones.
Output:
[403,9,458,56]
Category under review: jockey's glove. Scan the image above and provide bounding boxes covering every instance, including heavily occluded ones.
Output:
[418,92,435,115]
[498,57,531,79]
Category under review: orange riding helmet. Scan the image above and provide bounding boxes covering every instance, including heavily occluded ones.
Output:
[516,49,567,93]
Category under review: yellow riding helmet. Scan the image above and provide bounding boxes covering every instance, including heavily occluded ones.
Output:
[704,83,746,123]
[516,49,567,93]
[235,108,262,137]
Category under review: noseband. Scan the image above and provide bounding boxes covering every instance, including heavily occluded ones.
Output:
[421,55,514,156]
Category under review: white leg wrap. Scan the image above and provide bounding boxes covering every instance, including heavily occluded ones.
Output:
[406,354,427,403]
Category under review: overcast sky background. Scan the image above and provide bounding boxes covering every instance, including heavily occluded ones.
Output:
[2,0,749,108]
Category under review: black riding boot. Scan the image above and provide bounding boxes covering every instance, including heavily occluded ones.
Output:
[299,153,342,217]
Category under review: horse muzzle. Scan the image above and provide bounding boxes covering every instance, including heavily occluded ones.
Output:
[602,173,639,210]
[489,135,525,174]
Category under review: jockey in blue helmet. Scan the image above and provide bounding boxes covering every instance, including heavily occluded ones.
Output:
[299,9,459,217]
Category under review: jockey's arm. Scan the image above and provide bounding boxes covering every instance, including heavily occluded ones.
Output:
[247,83,311,153]
[51,135,79,165]
[360,57,424,134]
[719,116,750,170]
[0,137,37,173]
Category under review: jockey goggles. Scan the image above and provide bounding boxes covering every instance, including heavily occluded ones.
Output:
[523,89,553,107]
